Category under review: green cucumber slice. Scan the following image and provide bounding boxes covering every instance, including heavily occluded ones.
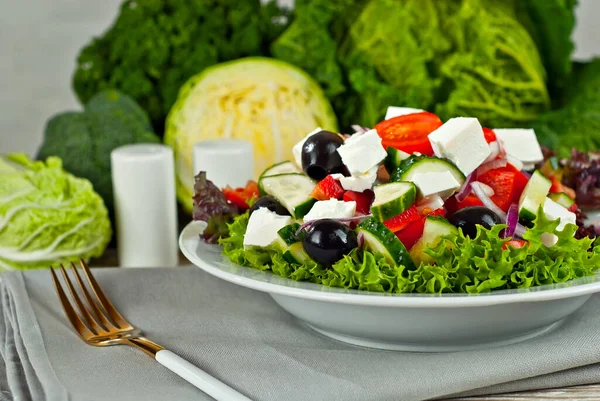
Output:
[258,161,299,194]
[384,147,410,172]
[518,170,552,222]
[409,216,457,265]
[371,182,416,221]
[274,223,301,251]
[390,155,465,186]
[260,173,316,219]
[357,217,415,269]
[548,192,575,209]
[284,242,313,264]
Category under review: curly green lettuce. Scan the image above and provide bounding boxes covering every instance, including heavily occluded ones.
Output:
[220,210,600,294]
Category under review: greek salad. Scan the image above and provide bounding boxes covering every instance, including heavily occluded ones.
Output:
[193,108,600,294]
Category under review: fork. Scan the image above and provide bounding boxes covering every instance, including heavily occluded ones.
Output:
[50,260,252,401]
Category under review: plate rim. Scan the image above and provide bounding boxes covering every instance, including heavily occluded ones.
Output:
[180,221,600,308]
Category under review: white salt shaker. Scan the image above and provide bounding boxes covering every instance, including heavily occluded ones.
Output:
[111,144,179,268]
[193,139,254,189]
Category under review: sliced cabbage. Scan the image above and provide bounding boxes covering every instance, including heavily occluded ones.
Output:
[164,57,338,213]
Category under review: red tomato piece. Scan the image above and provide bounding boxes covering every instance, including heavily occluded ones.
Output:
[383,206,421,232]
[311,175,344,201]
[449,165,529,213]
[549,177,576,200]
[502,239,528,250]
[373,112,443,156]
[394,208,445,250]
[343,190,375,215]
[568,203,579,213]
[482,127,497,143]
[222,181,260,210]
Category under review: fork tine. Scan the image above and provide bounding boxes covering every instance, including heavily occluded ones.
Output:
[71,262,114,331]
[79,260,132,330]
[50,267,94,340]
[59,264,104,335]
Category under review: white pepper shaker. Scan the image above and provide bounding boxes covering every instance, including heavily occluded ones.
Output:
[111,144,178,267]
[193,139,254,189]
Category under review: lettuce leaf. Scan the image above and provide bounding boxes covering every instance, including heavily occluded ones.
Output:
[220,210,600,294]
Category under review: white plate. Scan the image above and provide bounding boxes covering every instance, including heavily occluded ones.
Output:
[180,221,600,352]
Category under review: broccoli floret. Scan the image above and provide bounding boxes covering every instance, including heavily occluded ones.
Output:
[72,0,291,134]
[36,90,160,216]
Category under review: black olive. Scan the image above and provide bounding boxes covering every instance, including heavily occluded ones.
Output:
[448,206,503,238]
[302,219,358,265]
[249,195,291,216]
[301,131,348,180]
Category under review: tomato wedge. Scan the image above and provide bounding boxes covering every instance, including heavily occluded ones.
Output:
[383,206,421,232]
[447,165,528,213]
[395,208,445,250]
[311,175,344,201]
[222,181,260,210]
[549,176,576,200]
[373,112,443,156]
[482,127,497,143]
[343,190,374,215]
[502,239,527,250]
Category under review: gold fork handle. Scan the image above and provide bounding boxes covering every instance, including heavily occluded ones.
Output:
[127,338,252,401]
[127,337,164,357]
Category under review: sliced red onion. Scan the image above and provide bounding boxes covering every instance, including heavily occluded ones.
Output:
[496,138,507,159]
[504,203,519,238]
[477,158,507,176]
[483,141,500,163]
[506,155,524,171]
[477,182,495,197]
[416,195,445,213]
[514,223,527,237]
[351,124,370,134]
[456,171,477,202]
[357,232,365,249]
[471,182,507,220]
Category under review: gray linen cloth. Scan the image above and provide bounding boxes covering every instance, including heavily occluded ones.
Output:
[2,267,600,401]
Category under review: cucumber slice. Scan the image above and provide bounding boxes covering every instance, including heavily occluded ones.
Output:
[390,155,465,186]
[258,161,299,194]
[371,182,416,221]
[274,223,302,251]
[518,170,552,222]
[260,173,316,219]
[283,242,313,264]
[548,192,575,209]
[384,147,410,172]
[409,216,457,265]
[357,217,415,269]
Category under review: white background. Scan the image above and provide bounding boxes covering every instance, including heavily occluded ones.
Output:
[1,0,599,156]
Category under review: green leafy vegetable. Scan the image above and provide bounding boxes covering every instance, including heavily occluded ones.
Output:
[0,154,111,271]
[36,90,160,217]
[220,210,600,294]
[274,0,552,129]
[72,0,291,133]
[531,59,600,157]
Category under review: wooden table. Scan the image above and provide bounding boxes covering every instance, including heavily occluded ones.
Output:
[90,252,599,401]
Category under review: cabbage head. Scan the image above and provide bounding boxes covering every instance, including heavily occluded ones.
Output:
[0,154,111,270]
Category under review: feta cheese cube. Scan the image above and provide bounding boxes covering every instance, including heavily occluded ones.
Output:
[337,129,387,174]
[303,199,357,222]
[428,117,491,176]
[541,198,576,246]
[339,166,378,192]
[292,127,322,168]
[243,208,292,249]
[385,106,424,120]
[493,129,544,164]
[410,171,461,199]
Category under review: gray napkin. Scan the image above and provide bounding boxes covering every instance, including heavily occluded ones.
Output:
[2,267,600,401]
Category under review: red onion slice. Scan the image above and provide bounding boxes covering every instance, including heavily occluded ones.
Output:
[504,203,519,238]
[483,141,500,163]
[357,232,365,249]
[351,124,370,134]
[471,182,507,220]
[477,158,507,176]
[456,171,477,202]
